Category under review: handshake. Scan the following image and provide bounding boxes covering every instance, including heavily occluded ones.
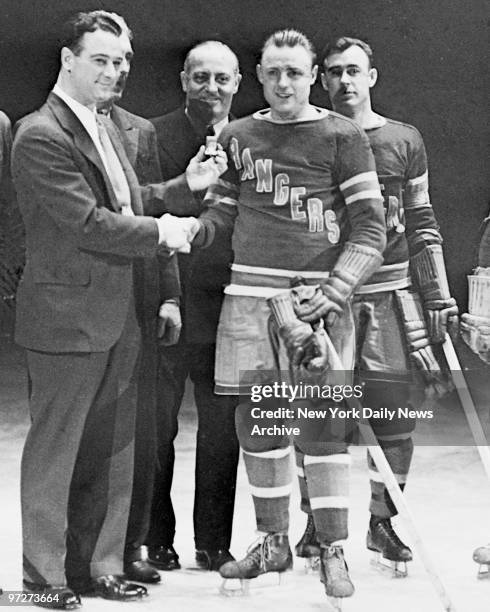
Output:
[156,213,201,254]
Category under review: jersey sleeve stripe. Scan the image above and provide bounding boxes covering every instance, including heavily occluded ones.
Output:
[406,171,428,187]
[344,189,383,206]
[205,194,238,208]
[340,170,379,191]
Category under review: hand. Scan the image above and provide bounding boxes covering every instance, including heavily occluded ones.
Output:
[157,300,182,346]
[292,283,344,326]
[279,321,330,373]
[403,318,453,398]
[425,298,459,343]
[185,145,228,192]
[156,214,199,253]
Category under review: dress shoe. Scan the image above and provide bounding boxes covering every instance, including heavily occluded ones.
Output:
[195,549,235,571]
[124,559,161,584]
[147,545,181,571]
[23,581,81,610]
[86,575,147,600]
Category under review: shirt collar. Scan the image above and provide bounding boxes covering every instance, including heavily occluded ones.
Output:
[185,107,229,137]
[52,84,98,138]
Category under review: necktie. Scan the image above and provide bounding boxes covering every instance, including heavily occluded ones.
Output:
[96,118,133,216]
[204,124,217,157]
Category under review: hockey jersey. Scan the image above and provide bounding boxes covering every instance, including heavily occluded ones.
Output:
[357,118,440,293]
[199,107,385,293]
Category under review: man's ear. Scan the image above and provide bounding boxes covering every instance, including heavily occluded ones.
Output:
[310,64,318,85]
[369,67,378,88]
[233,72,242,94]
[180,70,188,93]
[256,64,263,85]
[61,47,74,72]
[320,72,328,91]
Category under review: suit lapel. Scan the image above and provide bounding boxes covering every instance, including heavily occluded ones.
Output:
[111,107,139,168]
[47,93,120,212]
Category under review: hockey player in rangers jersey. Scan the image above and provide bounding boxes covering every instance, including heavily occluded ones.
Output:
[192,30,386,604]
[300,36,457,577]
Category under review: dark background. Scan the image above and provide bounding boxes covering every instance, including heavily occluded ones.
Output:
[0,0,489,308]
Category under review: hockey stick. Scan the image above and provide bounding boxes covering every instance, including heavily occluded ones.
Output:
[323,333,458,612]
[442,333,490,478]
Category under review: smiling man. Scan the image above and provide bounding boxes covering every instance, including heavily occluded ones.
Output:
[146,41,242,574]
[11,10,224,608]
[193,29,386,605]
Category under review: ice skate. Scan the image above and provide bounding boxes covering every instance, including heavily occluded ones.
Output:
[219,533,292,597]
[319,545,355,611]
[295,514,321,572]
[367,517,412,578]
[473,544,490,579]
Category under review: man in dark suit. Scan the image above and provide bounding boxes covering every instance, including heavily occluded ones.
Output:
[96,19,181,585]
[12,11,224,607]
[147,41,241,572]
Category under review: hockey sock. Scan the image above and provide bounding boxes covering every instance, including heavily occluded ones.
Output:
[242,446,291,533]
[304,453,350,544]
[295,446,311,514]
[368,435,413,517]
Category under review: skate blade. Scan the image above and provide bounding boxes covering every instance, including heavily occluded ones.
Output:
[370,552,408,578]
[304,556,320,574]
[477,564,490,580]
[327,595,343,612]
[219,571,289,597]
[219,578,250,597]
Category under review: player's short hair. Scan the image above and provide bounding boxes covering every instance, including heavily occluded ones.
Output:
[60,10,132,56]
[261,29,317,66]
[322,36,374,69]
[183,41,240,75]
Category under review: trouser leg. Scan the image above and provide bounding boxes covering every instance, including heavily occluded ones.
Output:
[191,343,239,550]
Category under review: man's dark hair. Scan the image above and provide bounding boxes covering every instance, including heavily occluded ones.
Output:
[322,36,374,69]
[60,10,132,55]
[261,29,317,66]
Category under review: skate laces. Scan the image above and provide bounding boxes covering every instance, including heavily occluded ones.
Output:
[378,519,405,548]
[243,536,268,571]
[323,545,347,576]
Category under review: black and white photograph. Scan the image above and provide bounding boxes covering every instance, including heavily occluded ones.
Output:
[0,1,489,611]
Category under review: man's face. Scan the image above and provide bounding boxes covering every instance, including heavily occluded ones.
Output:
[181,46,241,124]
[62,28,128,107]
[110,32,134,102]
[321,45,377,113]
[257,44,317,122]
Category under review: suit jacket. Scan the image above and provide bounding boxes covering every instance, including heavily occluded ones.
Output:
[12,93,187,353]
[152,106,234,343]
[111,105,180,310]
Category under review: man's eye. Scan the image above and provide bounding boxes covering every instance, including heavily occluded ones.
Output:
[94,58,107,66]
[192,74,208,84]
[347,68,361,76]
[328,69,342,78]
[216,76,231,84]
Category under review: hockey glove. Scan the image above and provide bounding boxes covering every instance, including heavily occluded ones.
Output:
[293,242,383,326]
[268,291,329,374]
[410,238,459,343]
[395,289,453,397]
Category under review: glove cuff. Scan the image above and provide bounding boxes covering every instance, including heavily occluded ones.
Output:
[410,243,452,303]
[268,291,298,327]
[330,241,384,296]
